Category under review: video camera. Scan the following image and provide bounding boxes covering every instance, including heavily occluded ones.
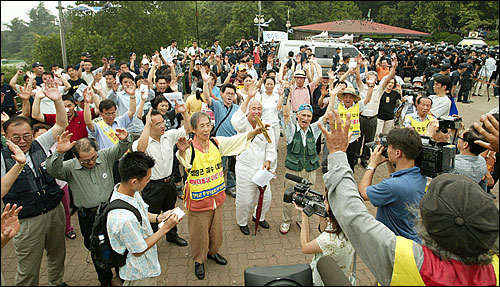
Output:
[419,136,456,178]
[365,135,388,158]
[438,116,462,133]
[283,173,327,217]
[401,83,427,98]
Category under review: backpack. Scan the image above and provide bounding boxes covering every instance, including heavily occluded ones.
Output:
[89,199,142,270]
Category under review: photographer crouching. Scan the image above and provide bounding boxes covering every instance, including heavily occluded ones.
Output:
[320,110,499,285]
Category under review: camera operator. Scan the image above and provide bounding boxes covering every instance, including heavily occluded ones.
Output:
[293,191,354,286]
[358,127,426,243]
[473,51,497,97]
[320,110,499,286]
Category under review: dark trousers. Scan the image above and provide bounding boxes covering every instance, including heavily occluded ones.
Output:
[112,160,121,185]
[172,146,182,183]
[347,138,361,171]
[458,79,471,102]
[78,207,114,286]
[358,115,377,164]
[141,179,178,240]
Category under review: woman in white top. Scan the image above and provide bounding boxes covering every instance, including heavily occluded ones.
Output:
[294,190,355,286]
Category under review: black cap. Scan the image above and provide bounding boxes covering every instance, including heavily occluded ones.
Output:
[81,52,91,57]
[32,62,43,68]
[420,174,499,258]
[129,52,135,57]
[440,63,451,71]
[108,55,115,60]
[458,63,468,69]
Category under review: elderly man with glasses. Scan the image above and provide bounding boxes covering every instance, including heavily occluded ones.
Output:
[45,127,132,286]
[1,82,68,286]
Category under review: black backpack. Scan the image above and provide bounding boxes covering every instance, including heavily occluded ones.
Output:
[89,199,142,270]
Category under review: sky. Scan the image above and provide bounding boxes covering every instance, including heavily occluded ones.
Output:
[1,1,75,28]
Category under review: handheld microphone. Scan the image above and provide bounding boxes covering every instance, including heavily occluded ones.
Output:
[285,173,312,185]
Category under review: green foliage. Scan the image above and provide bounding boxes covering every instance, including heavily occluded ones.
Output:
[485,30,499,41]
[428,32,462,45]
[1,65,27,86]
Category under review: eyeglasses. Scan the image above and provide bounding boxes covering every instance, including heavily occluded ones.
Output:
[457,135,465,141]
[80,154,99,165]
[102,112,116,117]
[9,134,33,143]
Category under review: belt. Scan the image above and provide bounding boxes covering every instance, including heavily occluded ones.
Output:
[150,176,172,183]
[78,206,99,218]
[360,115,377,120]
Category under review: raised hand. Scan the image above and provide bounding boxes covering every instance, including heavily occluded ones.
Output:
[53,68,63,78]
[170,80,178,92]
[248,82,258,99]
[42,78,61,101]
[115,128,128,141]
[176,136,192,154]
[145,108,153,126]
[35,88,46,99]
[278,86,284,95]
[112,81,119,92]
[174,101,187,114]
[1,112,9,124]
[391,57,398,69]
[18,83,32,101]
[294,54,301,63]
[6,140,26,165]
[56,130,76,153]
[321,85,328,97]
[16,70,24,77]
[83,87,93,103]
[200,69,210,82]
[93,82,102,93]
[366,73,377,86]
[1,203,22,241]
[327,70,336,81]
[93,71,102,84]
[473,114,499,152]
[317,110,352,154]
[26,71,36,80]
[124,81,136,96]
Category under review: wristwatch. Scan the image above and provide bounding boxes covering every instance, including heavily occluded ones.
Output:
[366,165,376,171]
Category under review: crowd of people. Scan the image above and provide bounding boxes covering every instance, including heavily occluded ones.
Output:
[1,35,499,286]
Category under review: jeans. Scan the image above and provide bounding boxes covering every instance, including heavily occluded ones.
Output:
[221,156,236,189]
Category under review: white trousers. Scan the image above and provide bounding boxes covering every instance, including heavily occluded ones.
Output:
[375,119,394,141]
[235,162,272,226]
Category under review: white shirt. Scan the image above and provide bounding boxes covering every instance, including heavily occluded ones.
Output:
[231,108,277,173]
[187,46,204,56]
[35,85,68,114]
[166,46,179,57]
[132,127,186,180]
[81,71,95,87]
[256,91,280,126]
[480,57,496,78]
[358,77,387,117]
[429,94,451,119]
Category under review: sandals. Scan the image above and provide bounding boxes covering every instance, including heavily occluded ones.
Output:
[65,230,77,239]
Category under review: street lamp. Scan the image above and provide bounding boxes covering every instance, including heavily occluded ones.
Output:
[285,8,291,32]
[254,15,265,43]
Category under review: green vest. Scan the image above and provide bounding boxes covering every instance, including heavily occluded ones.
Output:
[285,127,320,172]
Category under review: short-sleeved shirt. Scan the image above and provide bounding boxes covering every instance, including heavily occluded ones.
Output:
[132,127,186,180]
[377,90,401,120]
[429,94,451,119]
[1,83,17,108]
[450,154,487,184]
[45,109,96,142]
[310,230,354,286]
[210,100,239,137]
[290,82,317,112]
[67,78,88,97]
[87,114,132,150]
[107,187,160,281]
[107,89,155,133]
[366,166,426,242]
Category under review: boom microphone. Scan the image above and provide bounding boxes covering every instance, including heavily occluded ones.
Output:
[285,173,312,185]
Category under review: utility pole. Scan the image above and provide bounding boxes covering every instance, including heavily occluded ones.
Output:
[58,1,68,69]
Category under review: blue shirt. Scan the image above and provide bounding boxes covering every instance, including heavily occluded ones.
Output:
[213,86,221,100]
[87,114,132,149]
[210,100,238,137]
[366,166,426,243]
[107,89,155,133]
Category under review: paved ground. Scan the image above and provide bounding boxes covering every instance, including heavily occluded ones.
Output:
[1,90,498,286]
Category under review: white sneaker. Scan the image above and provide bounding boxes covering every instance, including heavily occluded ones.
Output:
[280,223,290,235]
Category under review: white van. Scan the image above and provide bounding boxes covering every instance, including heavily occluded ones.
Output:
[276,39,362,74]
[457,38,488,49]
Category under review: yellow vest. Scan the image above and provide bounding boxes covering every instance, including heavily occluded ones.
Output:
[409,114,434,136]
[186,140,225,201]
[338,102,360,137]
[390,236,499,286]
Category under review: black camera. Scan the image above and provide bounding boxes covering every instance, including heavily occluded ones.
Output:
[283,173,327,217]
[438,116,462,133]
[402,83,427,98]
[365,135,388,158]
[418,136,456,178]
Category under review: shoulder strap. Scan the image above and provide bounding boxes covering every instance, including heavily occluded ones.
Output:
[189,137,219,167]
[106,199,142,224]
[307,85,313,105]
[212,105,233,136]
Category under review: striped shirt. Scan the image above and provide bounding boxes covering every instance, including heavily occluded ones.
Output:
[107,186,160,281]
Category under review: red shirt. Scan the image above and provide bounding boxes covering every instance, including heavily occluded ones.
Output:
[44,109,97,142]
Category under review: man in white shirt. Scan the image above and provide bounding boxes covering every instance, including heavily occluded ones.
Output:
[474,52,497,97]
[37,70,71,114]
[166,39,179,58]
[429,74,452,118]
[132,105,191,246]
[231,98,276,236]
[187,40,204,57]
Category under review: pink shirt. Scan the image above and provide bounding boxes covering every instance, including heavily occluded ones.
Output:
[290,82,317,112]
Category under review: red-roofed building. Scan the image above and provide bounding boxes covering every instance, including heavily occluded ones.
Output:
[292,20,430,40]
